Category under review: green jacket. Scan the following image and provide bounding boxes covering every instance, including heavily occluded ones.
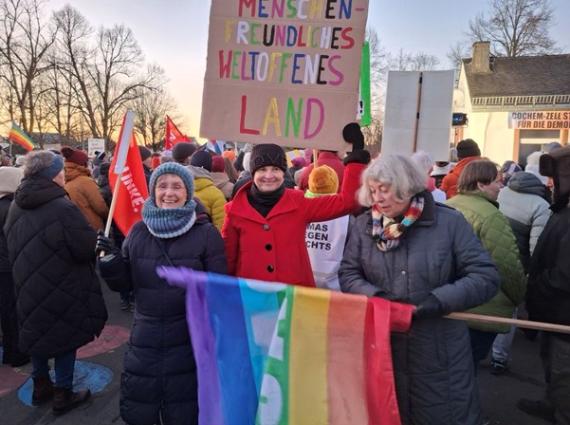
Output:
[447,193,526,333]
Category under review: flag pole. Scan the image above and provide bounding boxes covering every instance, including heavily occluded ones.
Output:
[445,312,570,335]
[100,110,136,255]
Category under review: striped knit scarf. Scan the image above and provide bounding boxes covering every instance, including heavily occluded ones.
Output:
[371,195,424,252]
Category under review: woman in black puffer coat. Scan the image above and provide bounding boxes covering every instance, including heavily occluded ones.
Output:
[4,151,107,414]
[97,162,227,425]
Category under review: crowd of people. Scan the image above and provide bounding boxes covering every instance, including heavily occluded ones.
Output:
[0,130,569,425]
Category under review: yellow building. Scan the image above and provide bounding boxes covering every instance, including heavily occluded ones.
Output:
[454,42,570,166]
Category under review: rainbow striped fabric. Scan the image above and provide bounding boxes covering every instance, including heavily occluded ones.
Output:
[8,122,36,151]
[158,268,414,425]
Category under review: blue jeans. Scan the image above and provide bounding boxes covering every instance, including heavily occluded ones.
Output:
[32,350,76,389]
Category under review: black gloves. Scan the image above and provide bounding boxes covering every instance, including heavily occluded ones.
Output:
[95,230,115,255]
[414,295,445,319]
[342,122,370,165]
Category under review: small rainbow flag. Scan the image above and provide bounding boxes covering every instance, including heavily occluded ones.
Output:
[9,122,37,151]
[158,268,414,425]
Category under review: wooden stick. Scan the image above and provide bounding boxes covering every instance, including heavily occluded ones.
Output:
[445,312,570,335]
[99,175,122,257]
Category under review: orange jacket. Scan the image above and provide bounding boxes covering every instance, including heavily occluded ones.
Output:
[441,156,480,199]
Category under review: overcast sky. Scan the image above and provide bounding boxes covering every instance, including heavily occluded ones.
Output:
[47,0,570,138]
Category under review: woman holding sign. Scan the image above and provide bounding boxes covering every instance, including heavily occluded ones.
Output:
[222,123,369,286]
[339,154,500,425]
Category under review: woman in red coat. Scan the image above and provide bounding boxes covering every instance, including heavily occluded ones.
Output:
[221,124,370,287]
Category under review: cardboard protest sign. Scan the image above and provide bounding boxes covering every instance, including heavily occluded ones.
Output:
[200,0,369,151]
[382,70,454,161]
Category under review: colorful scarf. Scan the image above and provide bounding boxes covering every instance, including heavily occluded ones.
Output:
[371,195,425,252]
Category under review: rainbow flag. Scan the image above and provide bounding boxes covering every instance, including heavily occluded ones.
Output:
[8,122,37,151]
[158,268,414,425]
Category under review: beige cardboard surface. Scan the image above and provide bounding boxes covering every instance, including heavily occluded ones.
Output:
[200,0,369,150]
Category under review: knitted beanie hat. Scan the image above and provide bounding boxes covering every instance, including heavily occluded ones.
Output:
[308,165,339,195]
[172,142,197,164]
[456,139,481,160]
[249,143,287,175]
[24,151,64,179]
[211,156,225,173]
[149,162,194,204]
[190,150,213,171]
[61,146,88,167]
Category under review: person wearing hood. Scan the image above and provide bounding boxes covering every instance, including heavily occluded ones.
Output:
[96,162,226,425]
[518,146,570,424]
[189,151,226,229]
[441,139,482,199]
[489,170,551,375]
[0,166,29,367]
[446,160,526,369]
[210,155,234,200]
[61,146,109,231]
[222,123,370,286]
[3,151,107,415]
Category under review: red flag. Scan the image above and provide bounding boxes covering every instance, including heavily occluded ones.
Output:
[164,115,190,149]
[109,130,149,236]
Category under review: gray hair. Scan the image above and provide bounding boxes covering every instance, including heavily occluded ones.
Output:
[358,154,427,207]
[411,150,434,175]
[23,151,58,178]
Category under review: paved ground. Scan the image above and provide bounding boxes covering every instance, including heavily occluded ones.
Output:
[0,284,553,424]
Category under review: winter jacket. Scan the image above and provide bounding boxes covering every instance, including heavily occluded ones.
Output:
[0,196,14,273]
[526,205,570,339]
[98,210,227,425]
[497,172,551,273]
[64,162,109,231]
[339,192,499,425]
[441,156,480,199]
[211,171,234,200]
[222,162,365,287]
[3,176,107,357]
[189,166,226,230]
[447,192,526,333]
[298,151,344,192]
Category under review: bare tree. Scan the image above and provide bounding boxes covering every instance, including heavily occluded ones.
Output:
[0,0,58,132]
[467,0,557,57]
[53,5,100,139]
[131,65,178,151]
[389,49,440,71]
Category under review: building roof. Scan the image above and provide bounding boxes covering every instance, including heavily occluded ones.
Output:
[463,54,570,97]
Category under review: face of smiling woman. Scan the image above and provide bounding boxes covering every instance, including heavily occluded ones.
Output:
[253,166,285,193]
[154,174,188,209]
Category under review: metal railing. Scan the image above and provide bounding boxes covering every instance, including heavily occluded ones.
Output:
[472,95,570,111]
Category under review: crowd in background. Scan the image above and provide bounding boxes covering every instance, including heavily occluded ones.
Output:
[0,132,569,425]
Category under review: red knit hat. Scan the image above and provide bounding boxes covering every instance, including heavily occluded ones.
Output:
[61,146,88,167]
[211,156,225,172]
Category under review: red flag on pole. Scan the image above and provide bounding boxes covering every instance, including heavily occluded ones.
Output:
[164,115,190,149]
[109,114,149,236]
